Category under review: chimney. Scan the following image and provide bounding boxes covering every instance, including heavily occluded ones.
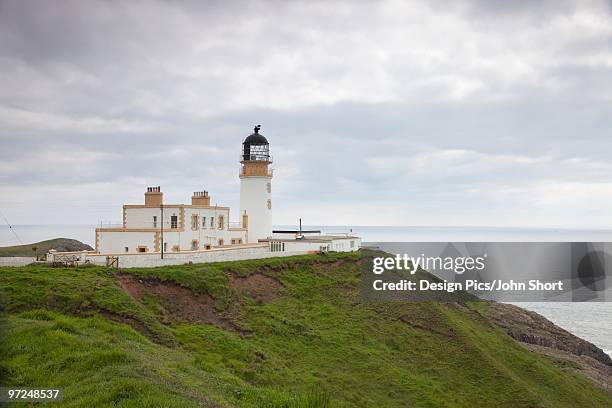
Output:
[192,190,210,206]
[144,186,163,207]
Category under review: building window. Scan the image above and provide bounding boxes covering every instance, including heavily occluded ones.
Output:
[267,199,272,210]
[231,238,242,245]
[163,242,168,252]
[171,215,178,229]
[267,182,271,193]
[210,216,215,228]
[191,214,199,230]
[153,215,157,228]
[137,246,147,253]
[218,239,224,246]
[218,215,224,230]
[124,247,129,253]
[172,245,180,252]
[191,240,199,251]
[271,241,284,252]
[350,240,355,248]
[205,244,212,250]
[202,216,206,229]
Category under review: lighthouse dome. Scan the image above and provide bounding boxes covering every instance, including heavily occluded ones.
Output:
[242,125,271,162]
[243,125,268,145]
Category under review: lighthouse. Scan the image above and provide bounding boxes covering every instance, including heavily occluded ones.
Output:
[48,123,360,267]
[240,125,273,243]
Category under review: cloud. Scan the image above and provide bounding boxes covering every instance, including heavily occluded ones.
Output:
[0,0,611,230]
[0,106,166,134]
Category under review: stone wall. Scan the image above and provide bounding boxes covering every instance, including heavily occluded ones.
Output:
[48,245,313,268]
[0,257,36,267]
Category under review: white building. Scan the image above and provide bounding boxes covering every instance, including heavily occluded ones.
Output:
[96,125,275,254]
[48,126,361,268]
[96,187,248,254]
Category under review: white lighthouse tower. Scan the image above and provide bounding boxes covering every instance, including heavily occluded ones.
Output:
[240,125,273,243]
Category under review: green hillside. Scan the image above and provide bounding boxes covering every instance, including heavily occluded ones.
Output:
[0,251,610,407]
[0,238,93,257]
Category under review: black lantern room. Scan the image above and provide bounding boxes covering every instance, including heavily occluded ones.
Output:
[242,125,271,162]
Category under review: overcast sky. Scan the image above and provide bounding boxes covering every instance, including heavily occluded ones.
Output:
[1,0,611,228]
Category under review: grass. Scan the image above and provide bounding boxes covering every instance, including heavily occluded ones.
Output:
[0,238,91,257]
[1,251,611,407]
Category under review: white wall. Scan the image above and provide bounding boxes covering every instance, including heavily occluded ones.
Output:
[125,207,164,228]
[98,231,157,254]
[273,238,361,253]
[331,237,361,252]
[0,257,36,266]
[80,245,306,268]
[240,176,272,243]
[181,207,238,247]
[48,236,361,268]
[109,206,247,253]
[275,240,326,253]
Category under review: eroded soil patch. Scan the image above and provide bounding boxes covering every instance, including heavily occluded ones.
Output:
[228,273,281,304]
[117,275,239,331]
[97,309,166,343]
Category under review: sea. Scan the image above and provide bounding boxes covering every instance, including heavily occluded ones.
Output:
[1,224,611,356]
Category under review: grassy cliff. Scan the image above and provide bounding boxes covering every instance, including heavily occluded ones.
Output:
[0,251,611,407]
[0,238,93,257]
